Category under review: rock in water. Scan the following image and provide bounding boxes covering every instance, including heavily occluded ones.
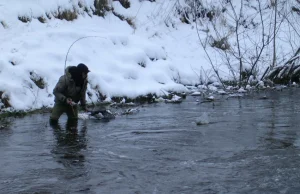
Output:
[196,112,210,125]
[93,112,104,119]
[165,95,183,103]
[122,108,139,115]
[78,112,90,120]
[78,110,115,120]
[191,92,201,96]
[206,95,214,101]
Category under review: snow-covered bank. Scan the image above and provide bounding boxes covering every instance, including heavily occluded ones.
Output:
[0,0,298,111]
[0,0,204,111]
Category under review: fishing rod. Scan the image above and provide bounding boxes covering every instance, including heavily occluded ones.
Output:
[64,36,108,111]
[64,35,107,71]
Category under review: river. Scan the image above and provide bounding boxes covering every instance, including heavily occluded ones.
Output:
[1,88,300,194]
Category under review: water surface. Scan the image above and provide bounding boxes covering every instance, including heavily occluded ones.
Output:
[1,88,300,194]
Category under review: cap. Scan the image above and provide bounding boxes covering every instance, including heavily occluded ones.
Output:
[77,63,90,73]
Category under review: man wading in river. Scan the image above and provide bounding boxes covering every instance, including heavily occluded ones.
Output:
[50,63,90,124]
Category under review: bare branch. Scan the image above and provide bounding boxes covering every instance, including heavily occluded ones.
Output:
[193,0,226,89]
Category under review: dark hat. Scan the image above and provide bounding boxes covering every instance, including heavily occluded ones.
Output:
[77,63,90,73]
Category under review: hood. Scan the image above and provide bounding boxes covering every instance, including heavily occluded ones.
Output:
[64,66,76,82]
[65,66,87,86]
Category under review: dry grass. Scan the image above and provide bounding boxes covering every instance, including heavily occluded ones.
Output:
[125,17,136,29]
[0,91,11,108]
[46,13,52,20]
[112,10,136,29]
[211,37,230,51]
[18,16,31,23]
[15,0,109,24]
[1,21,8,28]
[94,0,110,17]
[13,0,126,24]
[53,7,78,21]
[119,0,131,9]
[37,16,47,23]
[30,72,46,89]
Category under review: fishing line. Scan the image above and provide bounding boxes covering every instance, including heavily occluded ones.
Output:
[64,35,107,72]
[64,36,108,110]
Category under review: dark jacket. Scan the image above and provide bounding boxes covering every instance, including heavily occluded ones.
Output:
[53,66,87,106]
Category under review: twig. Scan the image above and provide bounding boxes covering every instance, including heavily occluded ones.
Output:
[160,89,168,97]
[193,0,225,89]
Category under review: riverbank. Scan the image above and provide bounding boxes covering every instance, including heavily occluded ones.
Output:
[0,84,292,121]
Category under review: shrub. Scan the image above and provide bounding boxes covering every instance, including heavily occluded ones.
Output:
[17,0,111,24]
[37,16,47,23]
[112,10,136,29]
[53,7,78,21]
[30,72,46,89]
[0,91,11,108]
[210,37,230,51]
[0,21,8,28]
[46,13,52,20]
[18,16,31,23]
[119,0,131,9]
[94,0,110,17]
[138,61,146,68]
[125,17,136,29]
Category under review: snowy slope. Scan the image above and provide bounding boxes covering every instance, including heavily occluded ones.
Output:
[0,0,298,110]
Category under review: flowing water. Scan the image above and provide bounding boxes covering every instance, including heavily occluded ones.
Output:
[1,88,300,194]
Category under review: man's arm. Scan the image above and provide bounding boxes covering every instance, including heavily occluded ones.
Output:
[80,80,88,108]
[53,76,67,103]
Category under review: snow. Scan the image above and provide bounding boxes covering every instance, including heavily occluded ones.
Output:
[0,0,297,111]
[191,91,201,96]
[206,95,214,101]
[165,94,182,103]
[238,88,247,93]
[217,90,227,95]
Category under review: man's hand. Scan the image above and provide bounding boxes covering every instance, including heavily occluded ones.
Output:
[66,98,73,105]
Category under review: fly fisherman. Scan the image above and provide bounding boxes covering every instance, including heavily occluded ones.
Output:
[50,63,90,124]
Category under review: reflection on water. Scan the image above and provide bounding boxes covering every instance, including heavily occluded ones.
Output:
[51,119,88,164]
[257,92,298,150]
[1,88,300,193]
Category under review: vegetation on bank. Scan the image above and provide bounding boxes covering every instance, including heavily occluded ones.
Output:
[0,91,188,118]
[3,0,136,29]
[176,0,300,87]
[0,82,294,119]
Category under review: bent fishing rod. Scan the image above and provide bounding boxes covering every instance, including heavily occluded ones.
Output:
[63,35,108,109]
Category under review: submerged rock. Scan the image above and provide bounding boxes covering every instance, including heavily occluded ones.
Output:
[259,95,268,100]
[217,90,227,95]
[206,95,215,101]
[122,108,140,115]
[165,95,183,103]
[155,97,165,102]
[238,88,247,93]
[191,91,202,96]
[228,93,244,98]
[78,109,115,120]
[196,112,210,125]
[0,124,8,129]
